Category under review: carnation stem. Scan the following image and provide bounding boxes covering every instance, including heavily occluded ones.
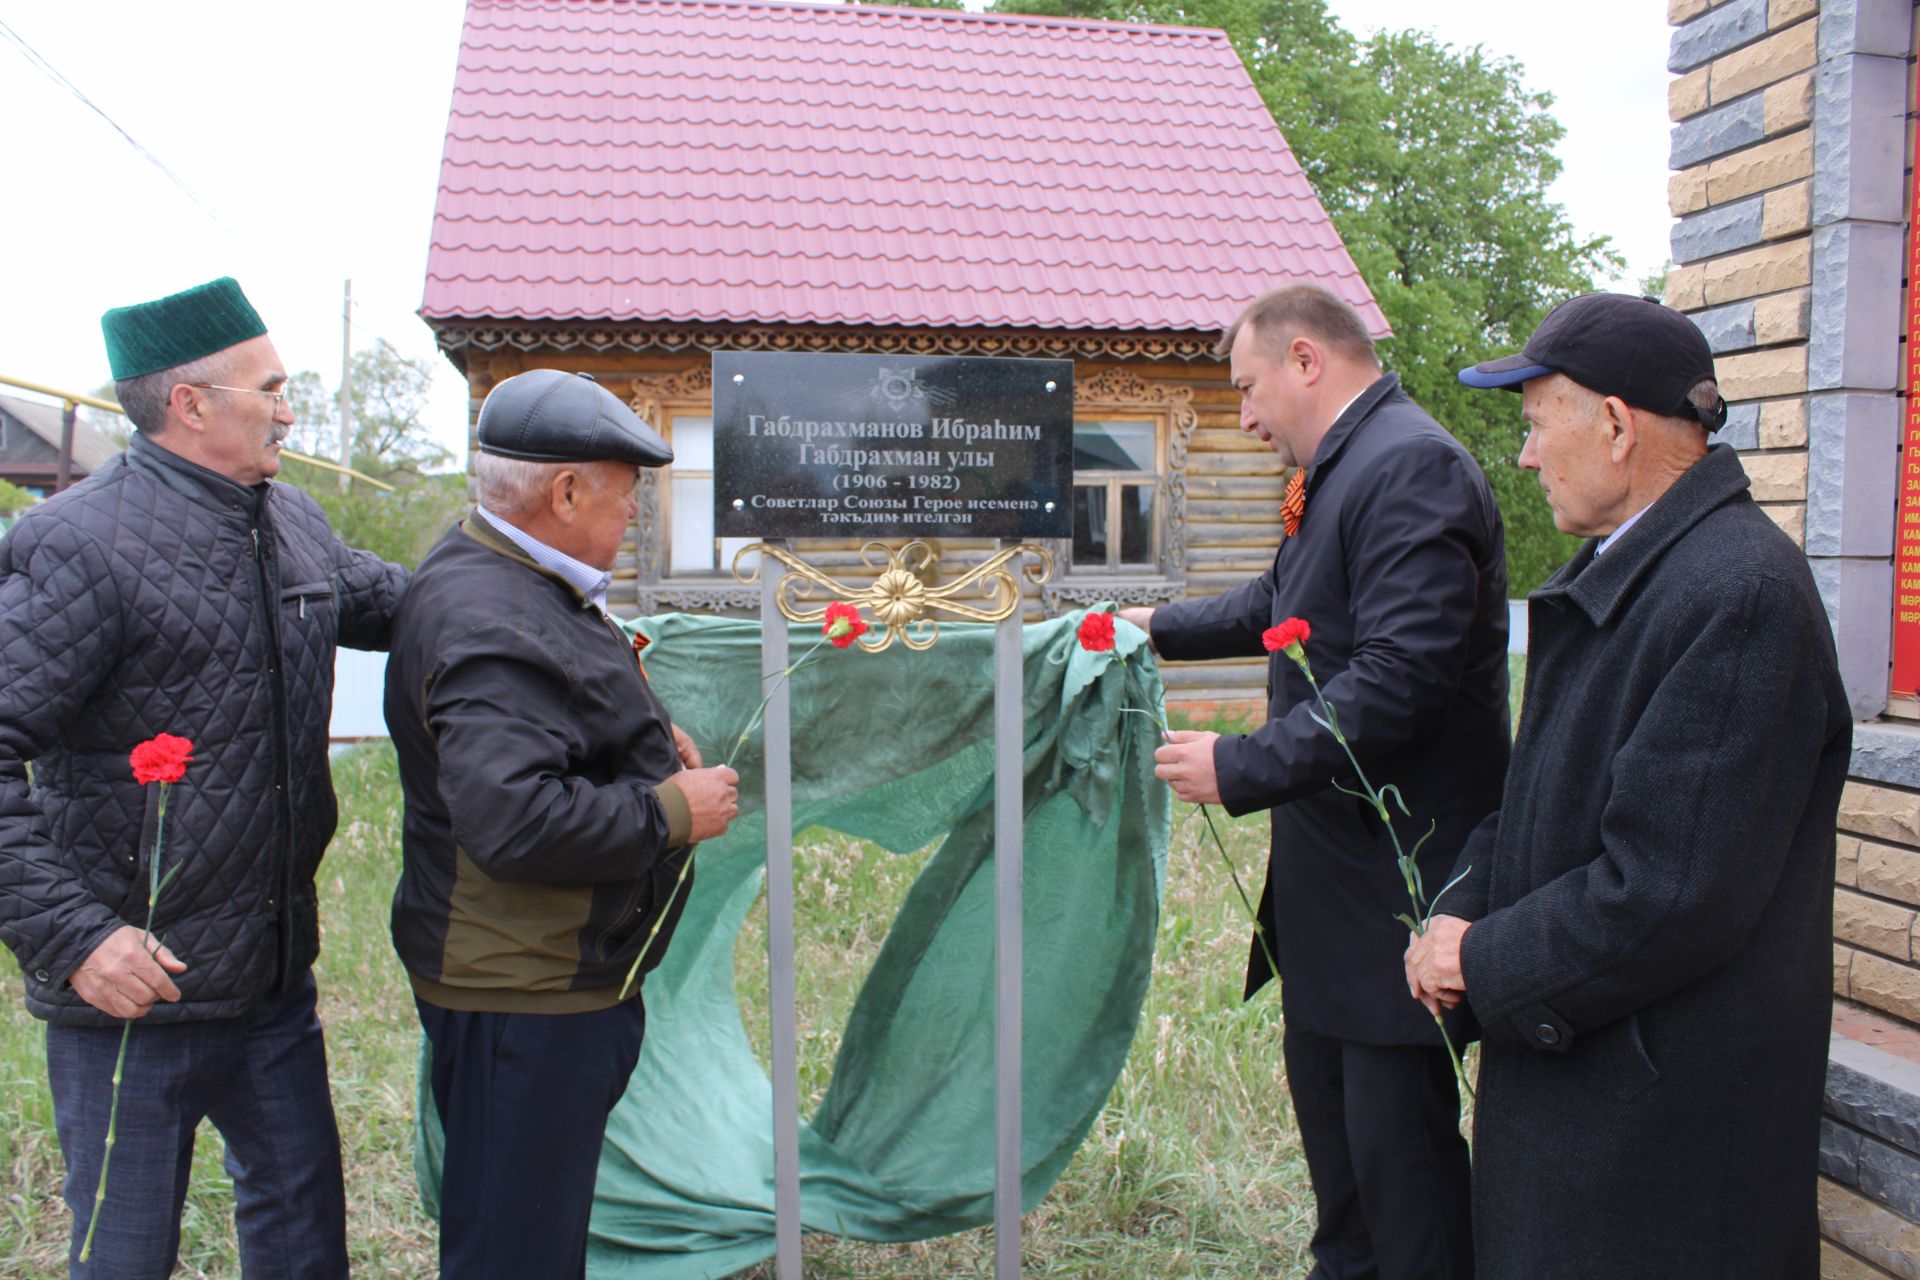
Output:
[616,633,836,1001]
[1194,800,1281,983]
[79,780,170,1262]
[1119,688,1282,994]
[1293,664,1475,1100]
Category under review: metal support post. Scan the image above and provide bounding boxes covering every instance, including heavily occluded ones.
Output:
[993,584,1025,1279]
[762,553,804,1277]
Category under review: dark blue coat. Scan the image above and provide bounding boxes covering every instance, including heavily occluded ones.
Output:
[1152,373,1510,1046]
[1448,444,1848,1278]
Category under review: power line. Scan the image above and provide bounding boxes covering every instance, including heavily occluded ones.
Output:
[0,16,448,380]
[0,16,239,238]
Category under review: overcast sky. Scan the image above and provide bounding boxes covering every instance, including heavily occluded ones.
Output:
[0,1,1672,461]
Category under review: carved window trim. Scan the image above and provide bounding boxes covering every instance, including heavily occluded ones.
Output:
[1043,368,1196,616]
[625,367,749,615]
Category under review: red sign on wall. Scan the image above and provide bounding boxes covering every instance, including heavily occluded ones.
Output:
[1890,143,1920,699]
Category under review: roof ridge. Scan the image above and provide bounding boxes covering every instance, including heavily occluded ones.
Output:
[470,0,1234,44]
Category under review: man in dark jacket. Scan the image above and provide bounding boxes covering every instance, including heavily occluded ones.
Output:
[0,277,408,1277]
[1123,285,1508,1280]
[386,369,739,1280]
[1408,293,1849,1278]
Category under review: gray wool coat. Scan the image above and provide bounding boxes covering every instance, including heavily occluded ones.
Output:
[1445,444,1850,1279]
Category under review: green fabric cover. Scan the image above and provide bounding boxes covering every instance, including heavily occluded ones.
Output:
[415,610,1169,1277]
[101,276,267,380]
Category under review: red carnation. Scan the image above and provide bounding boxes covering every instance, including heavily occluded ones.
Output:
[823,601,868,649]
[1078,611,1117,653]
[129,734,195,786]
[1262,617,1311,655]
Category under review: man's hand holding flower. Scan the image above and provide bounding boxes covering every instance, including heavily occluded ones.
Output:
[1404,914,1471,1017]
[1154,730,1221,805]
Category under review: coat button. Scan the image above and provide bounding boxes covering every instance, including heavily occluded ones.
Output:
[33,968,49,982]
[1534,1023,1561,1046]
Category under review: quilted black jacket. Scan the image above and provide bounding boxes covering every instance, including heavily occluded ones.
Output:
[0,433,407,1026]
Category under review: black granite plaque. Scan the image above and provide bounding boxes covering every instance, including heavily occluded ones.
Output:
[712,352,1073,539]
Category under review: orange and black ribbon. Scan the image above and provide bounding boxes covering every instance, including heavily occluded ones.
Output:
[1281,468,1306,539]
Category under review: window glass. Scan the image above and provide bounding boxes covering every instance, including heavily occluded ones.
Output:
[670,475,715,574]
[1073,419,1156,472]
[672,416,715,471]
[1120,484,1155,564]
[1071,484,1107,567]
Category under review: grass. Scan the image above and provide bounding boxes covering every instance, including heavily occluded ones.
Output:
[0,747,437,1278]
[0,661,1523,1277]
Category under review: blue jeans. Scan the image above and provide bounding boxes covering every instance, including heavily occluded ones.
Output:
[45,970,348,1279]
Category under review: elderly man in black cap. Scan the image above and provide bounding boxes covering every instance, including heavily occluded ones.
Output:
[385,368,740,1279]
[1405,293,1850,1279]
[0,277,408,1277]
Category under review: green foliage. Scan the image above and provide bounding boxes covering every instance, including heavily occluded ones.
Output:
[994,0,1609,590]
[276,343,467,569]
[0,477,40,517]
[1640,259,1673,301]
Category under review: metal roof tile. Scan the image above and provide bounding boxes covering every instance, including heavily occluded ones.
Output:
[424,0,1382,336]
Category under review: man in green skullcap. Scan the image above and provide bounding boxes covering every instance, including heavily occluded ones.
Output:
[0,276,408,1278]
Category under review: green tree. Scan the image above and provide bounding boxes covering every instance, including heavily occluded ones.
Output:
[0,477,39,517]
[994,0,1612,589]
[1640,260,1673,301]
[277,343,468,568]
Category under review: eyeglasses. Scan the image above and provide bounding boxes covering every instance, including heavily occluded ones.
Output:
[188,383,291,412]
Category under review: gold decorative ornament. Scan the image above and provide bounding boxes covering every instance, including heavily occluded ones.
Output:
[731,540,1053,651]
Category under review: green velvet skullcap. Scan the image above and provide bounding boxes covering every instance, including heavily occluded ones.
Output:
[101,277,268,381]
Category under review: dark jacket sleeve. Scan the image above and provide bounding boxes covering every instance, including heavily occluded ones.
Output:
[1437,810,1501,922]
[1150,568,1274,662]
[1214,441,1494,816]
[424,624,686,885]
[1458,573,1836,1051]
[0,519,134,986]
[333,535,409,653]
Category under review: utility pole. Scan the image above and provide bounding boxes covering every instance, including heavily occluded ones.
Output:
[57,400,75,492]
[338,279,353,492]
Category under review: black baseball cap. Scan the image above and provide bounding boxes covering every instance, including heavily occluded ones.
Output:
[1458,293,1728,432]
[476,369,673,467]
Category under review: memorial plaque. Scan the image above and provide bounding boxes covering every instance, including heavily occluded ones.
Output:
[712,352,1073,540]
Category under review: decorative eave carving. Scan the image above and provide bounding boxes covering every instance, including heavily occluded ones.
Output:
[431,321,1224,370]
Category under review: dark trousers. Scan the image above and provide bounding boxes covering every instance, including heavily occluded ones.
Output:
[417,995,647,1280]
[1283,1023,1473,1280]
[45,969,348,1280]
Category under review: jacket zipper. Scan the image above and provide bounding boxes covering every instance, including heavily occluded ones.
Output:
[596,610,666,961]
[252,522,297,990]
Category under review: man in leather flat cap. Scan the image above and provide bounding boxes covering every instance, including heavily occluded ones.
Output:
[0,276,406,1278]
[385,368,739,1280]
[1408,293,1848,1279]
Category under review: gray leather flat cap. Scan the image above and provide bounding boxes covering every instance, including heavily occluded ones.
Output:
[475,369,673,467]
